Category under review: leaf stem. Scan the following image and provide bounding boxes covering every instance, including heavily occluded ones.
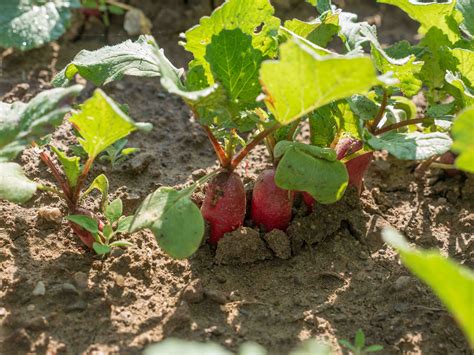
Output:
[430,162,457,170]
[230,122,282,170]
[73,157,94,204]
[181,168,223,196]
[370,89,388,133]
[202,125,231,168]
[287,119,301,141]
[37,184,67,199]
[374,118,426,135]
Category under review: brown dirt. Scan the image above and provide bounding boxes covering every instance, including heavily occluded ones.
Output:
[0,1,472,354]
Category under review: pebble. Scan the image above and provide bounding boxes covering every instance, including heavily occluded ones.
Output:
[115,275,125,287]
[32,281,46,296]
[215,274,227,284]
[182,280,204,304]
[393,276,412,291]
[204,289,228,305]
[61,283,79,295]
[0,307,6,316]
[73,272,88,289]
[27,304,35,312]
[66,300,87,312]
[26,316,48,331]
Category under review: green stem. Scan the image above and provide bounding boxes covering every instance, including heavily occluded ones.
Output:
[37,184,67,199]
[181,168,223,196]
[370,89,388,133]
[287,119,301,141]
[73,157,94,204]
[430,162,456,170]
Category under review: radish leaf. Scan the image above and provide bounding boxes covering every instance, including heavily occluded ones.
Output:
[260,38,380,124]
[451,106,474,173]
[0,162,37,203]
[383,228,474,346]
[50,146,81,188]
[81,174,109,211]
[129,187,204,259]
[66,215,99,235]
[70,89,152,160]
[283,11,340,47]
[367,131,452,160]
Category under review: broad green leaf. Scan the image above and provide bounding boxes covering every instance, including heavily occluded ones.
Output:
[70,89,151,159]
[338,11,375,51]
[305,0,332,14]
[93,242,111,255]
[103,224,113,239]
[50,146,81,187]
[129,187,204,259]
[367,131,452,160]
[457,0,474,37]
[183,0,280,83]
[0,85,83,162]
[238,342,267,355]
[383,228,474,346]
[116,216,134,234]
[66,215,99,235]
[451,48,474,86]
[260,38,380,124]
[53,35,163,87]
[445,72,474,108]
[347,95,379,121]
[81,174,109,211]
[426,102,457,119]
[309,105,338,147]
[0,0,80,51]
[274,142,348,204]
[451,106,474,173]
[105,198,123,223]
[0,162,36,203]
[283,11,339,47]
[204,29,263,122]
[371,43,423,97]
[334,101,364,140]
[354,329,365,349]
[364,345,384,353]
[144,339,231,355]
[377,0,461,43]
[274,141,337,161]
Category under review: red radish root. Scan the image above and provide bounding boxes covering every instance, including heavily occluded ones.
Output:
[69,208,104,249]
[438,151,459,177]
[201,171,246,244]
[251,169,294,232]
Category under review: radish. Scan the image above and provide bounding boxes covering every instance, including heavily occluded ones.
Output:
[69,207,104,249]
[251,169,294,232]
[438,151,459,177]
[201,171,246,244]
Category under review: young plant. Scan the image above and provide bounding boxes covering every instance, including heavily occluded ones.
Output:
[0,86,152,254]
[99,138,139,168]
[52,0,471,255]
[339,329,383,355]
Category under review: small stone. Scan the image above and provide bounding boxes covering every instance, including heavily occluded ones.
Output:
[66,300,87,312]
[215,274,227,284]
[32,281,46,296]
[0,307,6,316]
[394,303,409,313]
[264,230,291,259]
[124,153,153,174]
[61,283,79,295]
[73,272,88,289]
[26,316,48,331]
[182,280,204,304]
[27,304,35,312]
[205,289,228,305]
[115,275,125,287]
[191,169,207,181]
[37,207,62,223]
[393,276,412,291]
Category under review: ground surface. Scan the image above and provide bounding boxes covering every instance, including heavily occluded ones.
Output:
[0,1,473,354]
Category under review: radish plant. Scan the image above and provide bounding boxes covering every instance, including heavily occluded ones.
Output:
[53,0,470,257]
[0,86,152,255]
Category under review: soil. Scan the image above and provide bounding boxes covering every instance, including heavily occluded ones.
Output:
[0,1,472,354]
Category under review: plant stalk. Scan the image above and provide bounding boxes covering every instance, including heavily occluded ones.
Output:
[370,90,388,133]
[374,118,426,135]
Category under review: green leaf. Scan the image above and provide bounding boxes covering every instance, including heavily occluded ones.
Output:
[367,131,452,160]
[451,48,474,86]
[309,105,338,147]
[53,36,163,87]
[260,38,380,124]
[66,215,99,235]
[347,95,379,121]
[354,329,365,349]
[105,198,123,223]
[204,29,263,124]
[283,11,339,47]
[182,0,280,83]
[121,147,139,156]
[50,146,81,188]
[0,0,81,51]
[377,0,461,43]
[70,89,151,159]
[364,345,384,353]
[334,101,363,140]
[109,240,133,248]
[0,85,83,162]
[338,340,355,352]
[129,187,204,259]
[274,142,348,204]
[451,106,474,173]
[382,228,474,347]
[445,72,474,108]
[93,242,111,255]
[289,339,332,355]
[274,141,337,161]
[338,11,374,51]
[116,216,134,234]
[103,224,113,239]
[81,174,109,211]
[457,0,474,37]
[0,162,37,203]
[144,339,231,355]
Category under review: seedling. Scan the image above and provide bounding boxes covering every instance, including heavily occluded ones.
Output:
[52,0,470,257]
[99,138,139,168]
[0,86,152,254]
[339,329,383,355]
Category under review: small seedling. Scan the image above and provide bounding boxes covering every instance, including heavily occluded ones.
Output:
[99,138,139,168]
[339,329,383,355]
